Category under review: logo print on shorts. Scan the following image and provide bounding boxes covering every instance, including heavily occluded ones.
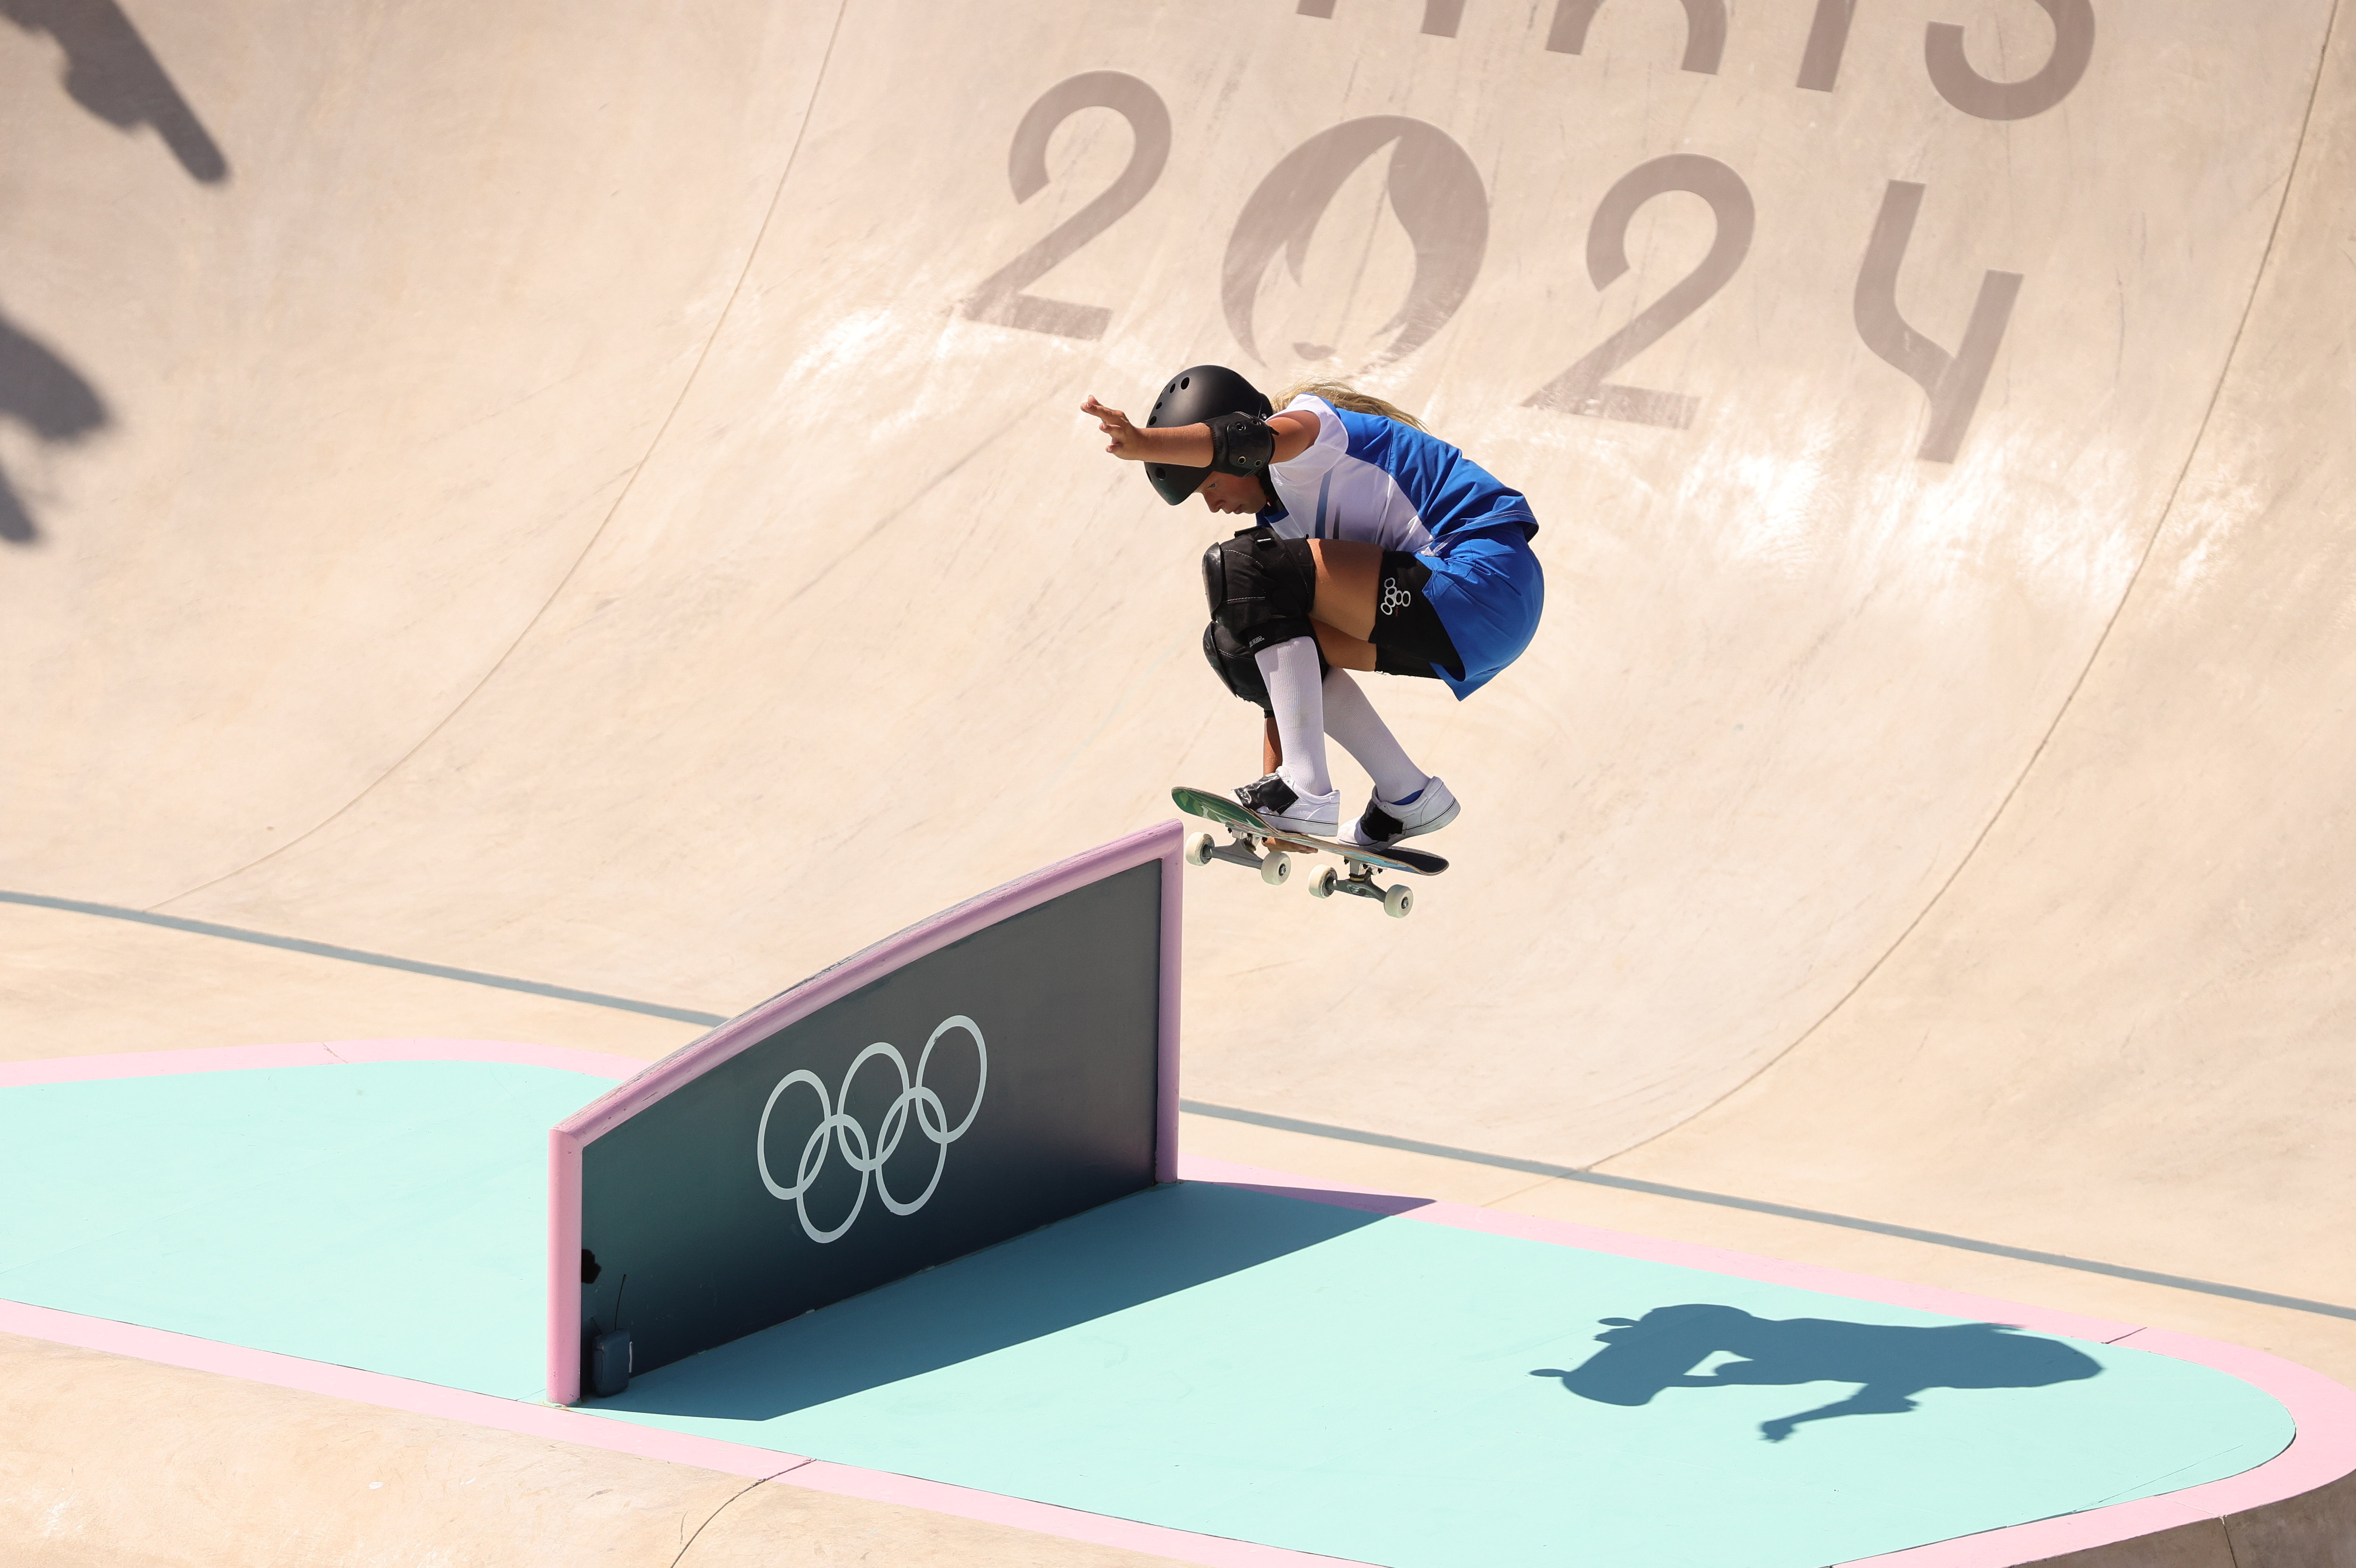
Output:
[755,1015,986,1244]
[1379,578,1413,616]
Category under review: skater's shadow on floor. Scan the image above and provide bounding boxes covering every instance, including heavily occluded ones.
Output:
[1532,1302,2102,1442]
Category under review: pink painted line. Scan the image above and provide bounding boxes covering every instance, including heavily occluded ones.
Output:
[545,822,1184,1404]
[1179,1153,2356,1567]
[0,1037,651,1088]
[769,1461,1372,1567]
[0,1041,346,1084]
[326,1037,652,1078]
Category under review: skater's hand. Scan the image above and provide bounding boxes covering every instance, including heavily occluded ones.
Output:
[1082,396,1150,460]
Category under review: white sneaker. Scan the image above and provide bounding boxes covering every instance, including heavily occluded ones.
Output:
[1345,776,1460,847]
[1234,771,1341,837]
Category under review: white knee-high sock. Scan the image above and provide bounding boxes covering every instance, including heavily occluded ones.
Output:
[1253,637,1331,796]
[1321,668,1428,803]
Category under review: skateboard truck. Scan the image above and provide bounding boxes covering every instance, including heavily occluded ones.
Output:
[1305,858,1414,918]
[1184,827,1294,886]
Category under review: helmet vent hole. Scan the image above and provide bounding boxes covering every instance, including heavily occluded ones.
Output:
[1178,376,1190,389]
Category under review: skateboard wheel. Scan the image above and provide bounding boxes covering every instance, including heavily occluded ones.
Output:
[1260,849,1292,886]
[1183,831,1215,867]
[1383,883,1414,919]
[1306,865,1337,899]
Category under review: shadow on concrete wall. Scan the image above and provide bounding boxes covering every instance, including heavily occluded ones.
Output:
[1532,1302,2102,1442]
[0,308,108,543]
[3,0,229,181]
[1,0,227,544]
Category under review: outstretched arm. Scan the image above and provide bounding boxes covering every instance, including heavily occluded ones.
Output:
[1081,397,1319,465]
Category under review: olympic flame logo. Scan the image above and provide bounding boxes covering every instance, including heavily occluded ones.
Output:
[754,1015,987,1244]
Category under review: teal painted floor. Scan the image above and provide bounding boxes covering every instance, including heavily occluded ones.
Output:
[0,1060,599,1397]
[0,1061,2295,1568]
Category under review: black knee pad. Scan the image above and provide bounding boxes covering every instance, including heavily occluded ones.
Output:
[1201,526,1317,658]
[1203,621,1272,710]
[1203,619,1334,710]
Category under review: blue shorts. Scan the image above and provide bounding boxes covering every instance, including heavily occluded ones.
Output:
[1419,525,1544,699]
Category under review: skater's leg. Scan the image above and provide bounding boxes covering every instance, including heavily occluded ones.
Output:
[1306,539,1381,639]
[1321,667,1427,802]
[1323,661,1459,845]
[1309,539,1464,686]
[1310,619,1376,670]
[1197,531,1383,831]
[1252,636,1332,797]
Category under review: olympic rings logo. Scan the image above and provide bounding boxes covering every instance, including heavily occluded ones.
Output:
[1379,578,1413,616]
[754,1015,987,1245]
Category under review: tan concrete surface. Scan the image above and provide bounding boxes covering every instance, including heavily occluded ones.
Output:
[7,0,2356,1561]
[0,901,702,1062]
[2217,1469,2356,1568]
[2024,1470,2356,1568]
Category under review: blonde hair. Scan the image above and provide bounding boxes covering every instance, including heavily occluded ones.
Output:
[1273,379,1427,432]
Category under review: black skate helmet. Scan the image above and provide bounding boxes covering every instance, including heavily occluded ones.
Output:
[1143,364,1273,505]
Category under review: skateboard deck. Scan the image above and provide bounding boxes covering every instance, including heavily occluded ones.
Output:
[1171,786,1448,876]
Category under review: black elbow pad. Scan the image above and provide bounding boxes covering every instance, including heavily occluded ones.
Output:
[1206,411,1276,476]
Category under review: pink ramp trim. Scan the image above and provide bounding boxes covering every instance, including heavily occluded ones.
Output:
[0,1037,649,1088]
[1180,1154,2356,1568]
[546,822,1184,1404]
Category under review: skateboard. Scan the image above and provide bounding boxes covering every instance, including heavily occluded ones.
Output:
[1171,785,1447,919]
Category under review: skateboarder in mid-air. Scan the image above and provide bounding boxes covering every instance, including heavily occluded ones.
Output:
[1083,367,1543,847]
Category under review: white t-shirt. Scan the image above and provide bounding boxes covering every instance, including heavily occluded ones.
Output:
[1256,394,1536,555]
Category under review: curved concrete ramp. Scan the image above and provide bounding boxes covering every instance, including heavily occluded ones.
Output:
[6,0,2356,1562]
